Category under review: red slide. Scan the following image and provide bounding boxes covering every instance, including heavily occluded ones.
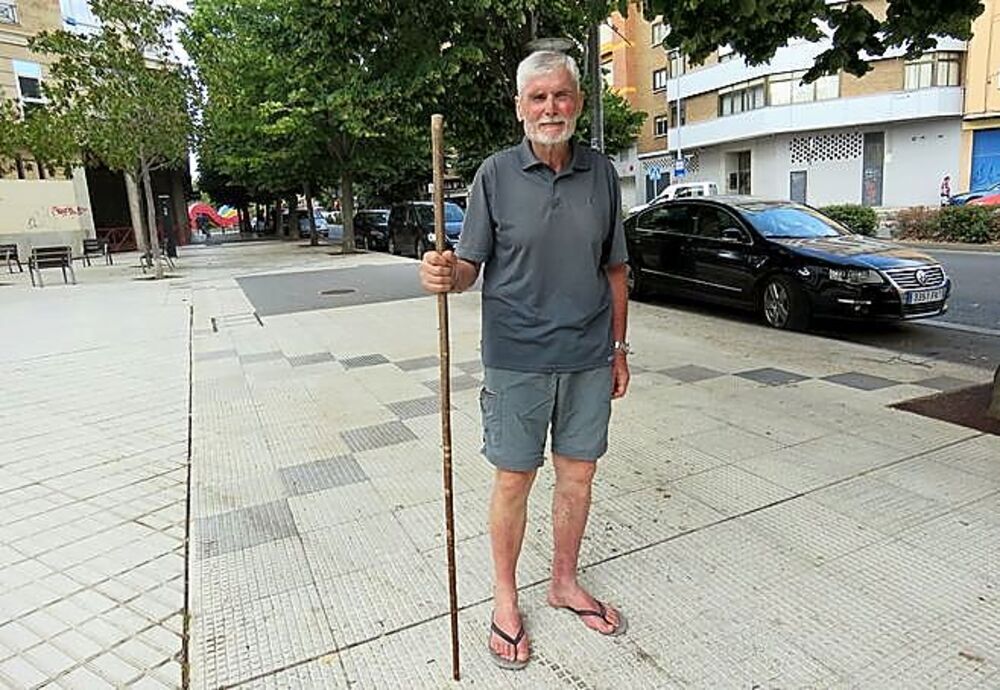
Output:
[189,202,240,228]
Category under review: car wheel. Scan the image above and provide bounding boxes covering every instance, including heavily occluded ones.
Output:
[761,275,810,330]
[387,233,398,255]
[627,262,646,299]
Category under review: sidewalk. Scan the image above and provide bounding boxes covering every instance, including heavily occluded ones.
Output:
[1,241,998,688]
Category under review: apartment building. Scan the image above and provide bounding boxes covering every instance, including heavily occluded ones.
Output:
[1,0,95,254]
[607,2,966,210]
[960,0,1000,193]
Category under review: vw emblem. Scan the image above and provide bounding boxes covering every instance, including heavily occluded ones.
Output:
[915,269,929,286]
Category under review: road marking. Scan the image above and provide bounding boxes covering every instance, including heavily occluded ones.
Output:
[923,319,1000,338]
[925,247,1000,256]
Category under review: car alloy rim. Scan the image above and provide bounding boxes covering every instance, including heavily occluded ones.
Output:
[764,281,790,326]
[626,266,636,292]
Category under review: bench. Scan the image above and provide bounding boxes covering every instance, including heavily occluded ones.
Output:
[0,244,23,273]
[29,246,76,287]
[79,238,113,266]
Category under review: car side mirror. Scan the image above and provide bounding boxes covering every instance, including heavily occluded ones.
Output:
[721,227,745,243]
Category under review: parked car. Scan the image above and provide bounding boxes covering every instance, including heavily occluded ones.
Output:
[296,209,329,238]
[629,181,719,215]
[947,181,1000,206]
[387,201,464,257]
[354,209,390,250]
[625,196,951,330]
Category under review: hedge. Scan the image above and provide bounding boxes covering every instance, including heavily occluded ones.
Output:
[819,204,879,236]
[894,205,1000,244]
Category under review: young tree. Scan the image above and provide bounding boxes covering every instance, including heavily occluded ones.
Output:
[32,0,193,279]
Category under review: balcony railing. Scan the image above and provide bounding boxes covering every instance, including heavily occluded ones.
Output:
[0,2,17,25]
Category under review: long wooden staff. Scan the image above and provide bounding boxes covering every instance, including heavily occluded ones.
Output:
[432,113,461,681]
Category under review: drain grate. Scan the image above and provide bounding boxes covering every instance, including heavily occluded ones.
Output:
[319,288,355,296]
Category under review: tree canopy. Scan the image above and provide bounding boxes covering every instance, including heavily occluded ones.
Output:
[636,0,985,83]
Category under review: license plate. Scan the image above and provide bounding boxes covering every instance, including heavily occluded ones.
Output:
[906,288,945,305]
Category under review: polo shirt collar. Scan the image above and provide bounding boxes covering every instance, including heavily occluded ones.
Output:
[517,137,592,172]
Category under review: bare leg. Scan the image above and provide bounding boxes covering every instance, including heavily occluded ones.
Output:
[546,453,622,633]
[489,467,536,662]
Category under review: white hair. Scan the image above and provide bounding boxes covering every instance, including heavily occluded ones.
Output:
[516,51,580,95]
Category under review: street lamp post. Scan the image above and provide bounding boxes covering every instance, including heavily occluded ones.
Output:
[670,48,683,182]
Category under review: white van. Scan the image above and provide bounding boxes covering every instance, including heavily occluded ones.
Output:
[628,181,719,215]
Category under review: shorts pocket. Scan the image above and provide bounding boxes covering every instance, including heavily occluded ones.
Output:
[479,387,502,449]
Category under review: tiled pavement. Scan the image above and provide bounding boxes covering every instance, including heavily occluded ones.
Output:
[2,241,999,689]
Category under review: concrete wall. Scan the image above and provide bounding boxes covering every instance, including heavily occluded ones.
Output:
[883,118,962,207]
[0,168,95,255]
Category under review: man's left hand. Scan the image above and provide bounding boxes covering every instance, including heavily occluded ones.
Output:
[611,353,630,399]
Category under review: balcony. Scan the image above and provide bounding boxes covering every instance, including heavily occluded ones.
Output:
[667,87,964,150]
[0,2,18,25]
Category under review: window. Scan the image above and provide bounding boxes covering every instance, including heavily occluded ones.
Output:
[654,115,669,137]
[653,68,668,91]
[13,60,45,117]
[638,205,693,235]
[790,171,807,204]
[936,52,961,86]
[0,2,17,24]
[903,52,961,91]
[60,0,98,29]
[904,55,933,90]
[718,80,765,116]
[668,51,685,78]
[669,99,686,126]
[768,71,839,105]
[651,21,668,46]
[694,207,742,240]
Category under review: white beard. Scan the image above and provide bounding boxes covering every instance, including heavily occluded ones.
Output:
[524,116,577,145]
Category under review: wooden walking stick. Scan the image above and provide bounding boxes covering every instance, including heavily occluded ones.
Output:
[432,113,461,681]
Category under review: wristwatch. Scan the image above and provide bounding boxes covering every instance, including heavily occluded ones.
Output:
[612,340,631,356]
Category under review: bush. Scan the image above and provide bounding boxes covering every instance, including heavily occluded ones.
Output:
[937,205,996,243]
[893,205,1000,243]
[819,204,879,236]
[894,206,940,240]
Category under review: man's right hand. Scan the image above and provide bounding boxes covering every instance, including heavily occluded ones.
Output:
[420,249,457,293]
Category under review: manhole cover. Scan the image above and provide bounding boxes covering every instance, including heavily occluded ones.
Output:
[320,288,355,296]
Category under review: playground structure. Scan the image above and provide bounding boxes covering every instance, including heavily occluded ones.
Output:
[189,202,240,229]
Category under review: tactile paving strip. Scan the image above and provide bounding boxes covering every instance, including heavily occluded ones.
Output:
[195,500,298,559]
[278,456,367,496]
[341,420,419,452]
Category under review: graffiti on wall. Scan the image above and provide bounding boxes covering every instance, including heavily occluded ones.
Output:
[50,205,90,218]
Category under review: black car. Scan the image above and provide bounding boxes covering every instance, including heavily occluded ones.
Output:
[625,196,951,330]
[387,201,464,258]
[355,209,390,251]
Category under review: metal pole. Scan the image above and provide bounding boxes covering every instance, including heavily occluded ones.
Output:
[431,113,461,682]
[673,50,683,181]
[588,23,604,153]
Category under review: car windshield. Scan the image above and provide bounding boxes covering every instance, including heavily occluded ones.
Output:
[741,204,848,239]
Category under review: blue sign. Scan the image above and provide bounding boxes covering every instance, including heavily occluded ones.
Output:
[647,165,662,182]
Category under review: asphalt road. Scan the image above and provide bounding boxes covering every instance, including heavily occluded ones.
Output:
[927,249,1000,333]
[236,249,999,373]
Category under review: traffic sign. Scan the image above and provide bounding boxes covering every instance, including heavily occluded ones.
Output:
[647,165,662,182]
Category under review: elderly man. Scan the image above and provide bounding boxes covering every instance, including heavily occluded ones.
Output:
[420,50,630,670]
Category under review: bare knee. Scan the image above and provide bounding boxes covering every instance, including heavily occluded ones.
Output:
[493,468,536,499]
[553,454,596,488]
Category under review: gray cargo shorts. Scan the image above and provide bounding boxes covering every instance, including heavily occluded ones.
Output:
[479,365,612,472]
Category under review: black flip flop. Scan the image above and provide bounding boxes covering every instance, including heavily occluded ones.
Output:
[555,599,628,637]
[487,614,530,671]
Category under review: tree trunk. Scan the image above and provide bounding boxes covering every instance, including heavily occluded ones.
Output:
[256,204,264,234]
[288,196,299,240]
[989,365,1000,420]
[241,204,252,234]
[275,198,284,237]
[140,161,164,279]
[124,170,149,255]
[305,181,318,246]
[341,171,356,253]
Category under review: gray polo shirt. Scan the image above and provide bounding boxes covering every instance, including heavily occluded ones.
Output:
[456,138,628,373]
